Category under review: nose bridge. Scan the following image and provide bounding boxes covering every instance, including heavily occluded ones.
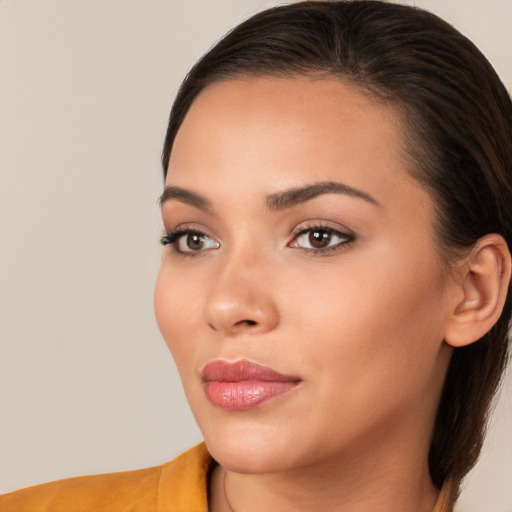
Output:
[203,242,279,336]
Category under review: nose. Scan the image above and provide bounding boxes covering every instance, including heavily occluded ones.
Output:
[203,254,279,337]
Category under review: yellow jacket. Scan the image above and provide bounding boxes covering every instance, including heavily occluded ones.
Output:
[1,443,453,511]
[0,444,212,512]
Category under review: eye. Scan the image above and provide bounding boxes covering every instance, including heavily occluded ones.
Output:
[289,224,354,254]
[160,229,220,254]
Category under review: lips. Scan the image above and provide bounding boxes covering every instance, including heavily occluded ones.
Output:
[201,360,301,410]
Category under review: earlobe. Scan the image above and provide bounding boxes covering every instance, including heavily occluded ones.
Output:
[444,234,511,348]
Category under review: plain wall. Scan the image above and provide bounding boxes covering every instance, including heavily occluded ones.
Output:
[1,1,511,510]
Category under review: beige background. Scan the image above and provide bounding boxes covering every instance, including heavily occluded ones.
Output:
[1,1,511,510]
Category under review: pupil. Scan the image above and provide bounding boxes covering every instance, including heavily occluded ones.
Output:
[187,234,204,250]
[309,230,331,248]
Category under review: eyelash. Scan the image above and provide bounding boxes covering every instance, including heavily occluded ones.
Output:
[160,227,218,257]
[289,222,355,256]
[160,228,202,245]
[160,223,355,256]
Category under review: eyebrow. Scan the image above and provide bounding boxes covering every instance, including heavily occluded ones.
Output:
[159,186,214,213]
[159,181,379,213]
[266,181,380,210]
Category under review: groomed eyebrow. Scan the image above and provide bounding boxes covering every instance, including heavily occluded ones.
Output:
[266,181,380,210]
[159,181,379,213]
[159,186,213,213]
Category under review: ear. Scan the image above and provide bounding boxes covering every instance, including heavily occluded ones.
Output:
[444,234,511,348]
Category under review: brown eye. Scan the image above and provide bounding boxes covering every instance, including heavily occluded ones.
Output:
[176,231,219,253]
[185,233,205,250]
[160,229,220,254]
[308,230,332,248]
[290,225,353,253]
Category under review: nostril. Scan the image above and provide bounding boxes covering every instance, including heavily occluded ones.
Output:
[235,319,257,327]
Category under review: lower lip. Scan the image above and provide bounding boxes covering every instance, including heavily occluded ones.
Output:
[204,381,299,410]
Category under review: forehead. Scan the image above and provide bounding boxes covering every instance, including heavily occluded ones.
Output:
[167,76,424,211]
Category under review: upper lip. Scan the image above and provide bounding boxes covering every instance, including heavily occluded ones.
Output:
[201,359,300,383]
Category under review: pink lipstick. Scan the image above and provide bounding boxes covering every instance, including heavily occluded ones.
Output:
[201,360,301,411]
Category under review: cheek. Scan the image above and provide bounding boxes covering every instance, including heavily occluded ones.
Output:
[285,247,449,393]
[154,265,199,362]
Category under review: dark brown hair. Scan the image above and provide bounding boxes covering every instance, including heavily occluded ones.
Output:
[162,0,512,496]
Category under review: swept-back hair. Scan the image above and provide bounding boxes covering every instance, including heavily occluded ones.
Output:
[162,0,512,496]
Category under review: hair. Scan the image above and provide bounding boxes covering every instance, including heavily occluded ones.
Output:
[162,0,512,498]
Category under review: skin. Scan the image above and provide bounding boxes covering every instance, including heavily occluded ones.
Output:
[154,77,461,512]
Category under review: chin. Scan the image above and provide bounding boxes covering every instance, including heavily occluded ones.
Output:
[187,384,332,474]
[196,410,305,474]
[205,434,293,474]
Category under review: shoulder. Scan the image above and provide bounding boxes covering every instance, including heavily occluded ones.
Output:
[0,443,212,512]
[0,464,162,512]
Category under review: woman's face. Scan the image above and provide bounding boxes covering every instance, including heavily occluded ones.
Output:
[155,77,456,475]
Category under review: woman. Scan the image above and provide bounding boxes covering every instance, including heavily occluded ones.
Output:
[2,1,511,511]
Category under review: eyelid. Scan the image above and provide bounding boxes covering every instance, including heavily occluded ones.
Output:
[160,220,354,256]
[160,227,203,245]
[288,221,355,254]
[160,225,220,254]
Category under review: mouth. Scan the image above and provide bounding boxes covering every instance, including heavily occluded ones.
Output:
[201,359,301,411]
